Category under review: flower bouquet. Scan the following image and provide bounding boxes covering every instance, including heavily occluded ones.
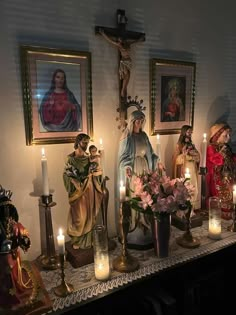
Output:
[128,170,196,255]
[129,170,195,218]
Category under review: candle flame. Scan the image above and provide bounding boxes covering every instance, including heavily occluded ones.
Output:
[58,228,63,236]
[203,133,207,139]
[99,138,103,145]
[156,134,160,140]
[41,148,45,157]
[120,180,124,187]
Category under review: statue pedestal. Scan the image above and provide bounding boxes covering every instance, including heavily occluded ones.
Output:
[65,242,94,268]
[171,212,203,231]
[65,239,117,268]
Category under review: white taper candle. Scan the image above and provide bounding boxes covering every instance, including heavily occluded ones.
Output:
[41,148,49,196]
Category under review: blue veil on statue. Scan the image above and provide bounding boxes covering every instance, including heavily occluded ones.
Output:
[117,110,159,250]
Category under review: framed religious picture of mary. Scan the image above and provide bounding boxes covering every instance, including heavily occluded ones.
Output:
[20,45,93,145]
[150,58,196,135]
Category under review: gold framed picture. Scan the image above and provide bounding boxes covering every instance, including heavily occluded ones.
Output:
[150,58,196,135]
[20,45,93,145]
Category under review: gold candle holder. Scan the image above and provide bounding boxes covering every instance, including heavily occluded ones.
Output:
[113,201,139,273]
[228,204,236,232]
[176,203,200,248]
[199,166,208,220]
[53,254,74,297]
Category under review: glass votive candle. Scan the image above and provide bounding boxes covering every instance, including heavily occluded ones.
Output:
[93,225,110,281]
[208,196,221,240]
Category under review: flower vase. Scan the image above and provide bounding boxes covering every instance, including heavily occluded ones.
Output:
[151,213,171,258]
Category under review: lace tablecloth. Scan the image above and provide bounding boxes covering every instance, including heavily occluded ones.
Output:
[40,220,236,314]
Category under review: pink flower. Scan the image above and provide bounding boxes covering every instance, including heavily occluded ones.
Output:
[139,191,153,210]
[130,170,194,215]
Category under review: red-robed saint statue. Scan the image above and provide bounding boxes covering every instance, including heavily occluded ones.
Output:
[206,123,236,220]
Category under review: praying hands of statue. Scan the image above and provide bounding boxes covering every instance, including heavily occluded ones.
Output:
[182,144,189,155]
[157,162,166,175]
[126,167,132,178]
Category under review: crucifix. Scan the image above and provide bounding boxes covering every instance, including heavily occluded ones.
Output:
[95,9,146,128]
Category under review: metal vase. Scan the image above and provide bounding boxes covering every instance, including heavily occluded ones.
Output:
[152,213,171,258]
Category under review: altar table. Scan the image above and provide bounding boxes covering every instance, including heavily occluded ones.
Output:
[39,220,236,315]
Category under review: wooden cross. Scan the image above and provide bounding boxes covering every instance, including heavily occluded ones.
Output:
[95,9,145,129]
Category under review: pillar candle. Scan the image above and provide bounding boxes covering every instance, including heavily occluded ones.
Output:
[57,228,65,254]
[208,197,221,240]
[93,225,110,281]
[201,133,207,168]
[99,138,106,176]
[209,218,221,240]
[94,257,110,281]
[41,148,49,196]
[156,134,161,162]
[120,180,126,202]
[233,185,236,204]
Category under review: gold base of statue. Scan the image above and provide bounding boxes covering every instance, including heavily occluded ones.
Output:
[113,253,139,273]
[171,212,203,231]
[176,232,200,249]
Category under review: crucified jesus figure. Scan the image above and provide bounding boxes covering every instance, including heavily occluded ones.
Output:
[99,29,145,98]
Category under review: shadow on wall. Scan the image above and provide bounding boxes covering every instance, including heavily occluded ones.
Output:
[149,48,195,62]
[207,95,236,151]
[207,95,231,129]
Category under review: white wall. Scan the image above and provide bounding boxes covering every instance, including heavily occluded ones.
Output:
[1,0,236,260]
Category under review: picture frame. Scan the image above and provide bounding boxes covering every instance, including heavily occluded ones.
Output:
[20,45,93,145]
[150,58,196,135]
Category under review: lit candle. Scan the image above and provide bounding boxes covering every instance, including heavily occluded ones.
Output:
[57,228,65,254]
[208,218,221,240]
[156,134,161,162]
[201,133,207,168]
[233,185,236,204]
[99,138,106,176]
[120,180,126,202]
[41,148,49,196]
[208,197,221,240]
[94,254,110,281]
[185,168,191,179]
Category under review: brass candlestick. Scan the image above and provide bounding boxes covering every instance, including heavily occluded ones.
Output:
[199,166,208,220]
[228,203,236,232]
[54,254,74,297]
[176,204,201,249]
[39,195,60,270]
[113,201,139,273]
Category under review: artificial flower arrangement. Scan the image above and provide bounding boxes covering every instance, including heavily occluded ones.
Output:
[129,170,195,218]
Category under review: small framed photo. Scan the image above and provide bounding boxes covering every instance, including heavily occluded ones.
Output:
[150,58,196,135]
[20,45,93,145]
